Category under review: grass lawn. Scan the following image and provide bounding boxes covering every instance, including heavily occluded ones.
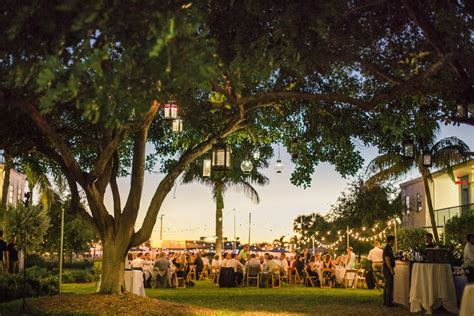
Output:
[60,281,411,315]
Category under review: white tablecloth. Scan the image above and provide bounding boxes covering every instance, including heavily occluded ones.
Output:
[124,270,146,297]
[460,284,474,316]
[393,261,410,307]
[409,263,457,314]
[334,267,345,284]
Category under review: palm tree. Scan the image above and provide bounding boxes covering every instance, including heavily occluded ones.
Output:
[181,145,269,258]
[366,136,470,243]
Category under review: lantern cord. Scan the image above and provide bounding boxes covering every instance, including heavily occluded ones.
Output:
[278,144,281,159]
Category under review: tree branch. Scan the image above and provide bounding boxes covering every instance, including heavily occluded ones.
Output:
[92,126,128,178]
[402,0,469,80]
[131,115,244,246]
[359,60,403,85]
[110,151,122,222]
[2,91,86,185]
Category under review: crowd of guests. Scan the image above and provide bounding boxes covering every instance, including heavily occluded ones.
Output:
[0,231,20,275]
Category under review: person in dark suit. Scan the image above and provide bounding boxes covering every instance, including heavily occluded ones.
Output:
[425,233,435,248]
[383,235,396,307]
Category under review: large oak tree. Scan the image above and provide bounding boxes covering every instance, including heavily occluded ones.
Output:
[1,1,471,294]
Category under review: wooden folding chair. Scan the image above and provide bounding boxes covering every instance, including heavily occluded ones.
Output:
[186,265,197,282]
[287,267,301,286]
[175,268,186,288]
[321,268,334,288]
[199,264,209,280]
[304,267,318,287]
[246,266,260,288]
[342,269,358,288]
[356,269,366,289]
[271,268,281,288]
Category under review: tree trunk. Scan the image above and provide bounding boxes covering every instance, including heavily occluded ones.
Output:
[99,234,127,294]
[215,182,224,259]
[1,152,13,232]
[420,167,440,243]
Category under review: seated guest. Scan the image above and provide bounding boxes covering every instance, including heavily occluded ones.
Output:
[302,248,310,265]
[346,247,356,269]
[307,255,320,278]
[315,254,323,268]
[321,254,335,282]
[211,255,221,268]
[425,233,435,248]
[131,252,145,269]
[288,256,295,268]
[246,253,261,271]
[279,253,289,276]
[335,256,344,267]
[367,241,384,272]
[154,252,171,288]
[463,233,474,283]
[294,255,305,278]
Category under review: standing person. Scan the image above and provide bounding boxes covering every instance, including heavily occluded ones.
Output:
[367,241,384,272]
[7,235,19,274]
[0,231,7,275]
[383,235,396,307]
[345,247,356,269]
[239,244,250,261]
[425,233,435,248]
[463,234,474,283]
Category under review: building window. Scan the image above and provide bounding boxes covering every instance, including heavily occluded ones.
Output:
[8,185,14,205]
[416,193,422,212]
[405,195,411,215]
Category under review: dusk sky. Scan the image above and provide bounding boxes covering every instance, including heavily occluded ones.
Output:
[104,124,473,246]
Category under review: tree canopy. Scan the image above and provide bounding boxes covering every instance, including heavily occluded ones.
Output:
[0,1,472,293]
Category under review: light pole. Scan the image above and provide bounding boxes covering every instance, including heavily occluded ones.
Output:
[59,207,65,294]
[248,212,251,245]
[346,226,350,249]
[233,208,236,251]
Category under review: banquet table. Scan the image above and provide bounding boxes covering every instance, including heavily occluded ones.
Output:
[409,263,457,314]
[124,270,146,296]
[460,284,474,316]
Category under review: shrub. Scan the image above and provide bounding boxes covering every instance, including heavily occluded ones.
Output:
[62,270,95,283]
[62,260,93,270]
[25,254,48,268]
[0,267,58,303]
[445,214,474,245]
[397,228,427,253]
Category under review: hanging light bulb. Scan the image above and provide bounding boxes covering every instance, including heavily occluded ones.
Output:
[240,159,253,175]
[252,148,260,160]
[275,144,284,173]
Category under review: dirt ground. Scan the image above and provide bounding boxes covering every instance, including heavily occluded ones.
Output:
[27,293,212,315]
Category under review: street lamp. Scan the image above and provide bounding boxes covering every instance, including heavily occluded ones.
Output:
[402,139,415,159]
[212,139,232,171]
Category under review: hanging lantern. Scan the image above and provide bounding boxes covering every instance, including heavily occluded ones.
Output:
[252,148,260,160]
[275,144,283,173]
[172,118,183,133]
[402,139,415,159]
[422,150,432,167]
[275,159,284,173]
[212,139,232,170]
[240,159,253,175]
[163,101,178,119]
[203,158,211,177]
